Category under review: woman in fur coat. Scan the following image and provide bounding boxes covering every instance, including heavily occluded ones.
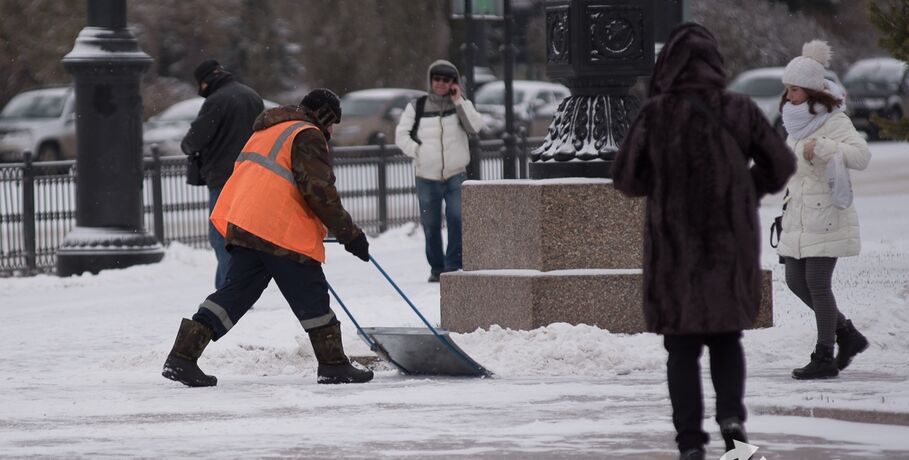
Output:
[777,40,872,380]
[612,23,795,460]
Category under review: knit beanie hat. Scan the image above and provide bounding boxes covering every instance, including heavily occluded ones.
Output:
[194,59,223,85]
[300,88,342,126]
[782,40,832,91]
[429,62,459,82]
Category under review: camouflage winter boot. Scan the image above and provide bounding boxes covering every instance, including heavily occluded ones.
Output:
[835,319,869,370]
[162,318,218,387]
[791,344,838,380]
[308,323,374,384]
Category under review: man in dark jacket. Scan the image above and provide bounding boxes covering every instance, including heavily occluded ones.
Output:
[612,24,796,460]
[182,59,265,289]
[162,88,373,387]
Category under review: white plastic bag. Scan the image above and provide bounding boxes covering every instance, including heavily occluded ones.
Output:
[825,150,853,209]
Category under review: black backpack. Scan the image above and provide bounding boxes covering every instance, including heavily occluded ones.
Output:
[408,95,428,145]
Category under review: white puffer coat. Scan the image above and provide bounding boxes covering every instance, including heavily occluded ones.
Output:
[777,112,871,259]
[394,60,485,181]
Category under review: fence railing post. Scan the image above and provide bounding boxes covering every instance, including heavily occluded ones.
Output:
[151,145,165,244]
[22,151,37,274]
[518,126,529,179]
[376,133,389,234]
[467,135,482,180]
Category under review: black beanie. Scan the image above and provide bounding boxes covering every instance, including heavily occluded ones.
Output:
[194,59,222,84]
[429,63,458,81]
[300,88,342,125]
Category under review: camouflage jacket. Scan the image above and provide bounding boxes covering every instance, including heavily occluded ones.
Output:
[225,105,363,264]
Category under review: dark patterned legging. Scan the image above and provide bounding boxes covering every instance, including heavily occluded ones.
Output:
[784,257,846,347]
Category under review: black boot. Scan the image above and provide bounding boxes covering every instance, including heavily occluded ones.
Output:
[792,344,838,380]
[309,323,373,384]
[162,318,218,387]
[836,319,869,370]
[719,417,748,454]
[678,448,705,460]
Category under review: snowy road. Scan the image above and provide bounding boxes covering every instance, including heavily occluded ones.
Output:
[1,142,907,459]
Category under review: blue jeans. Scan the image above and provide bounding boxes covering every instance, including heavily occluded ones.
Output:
[208,187,230,290]
[415,173,465,275]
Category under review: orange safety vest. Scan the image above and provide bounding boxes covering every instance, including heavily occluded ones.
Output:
[210,120,328,262]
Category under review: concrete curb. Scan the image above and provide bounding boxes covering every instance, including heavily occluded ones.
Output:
[754,405,909,426]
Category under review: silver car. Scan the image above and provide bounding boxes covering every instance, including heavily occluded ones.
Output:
[0,86,77,162]
[333,88,425,147]
[143,96,278,156]
[843,57,909,141]
[728,67,843,137]
[474,80,571,139]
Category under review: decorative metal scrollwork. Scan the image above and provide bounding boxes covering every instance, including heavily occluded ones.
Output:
[532,94,642,163]
[588,6,644,63]
[546,8,570,64]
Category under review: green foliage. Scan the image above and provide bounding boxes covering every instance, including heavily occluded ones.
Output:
[870,114,909,142]
[867,0,909,141]
[868,0,909,62]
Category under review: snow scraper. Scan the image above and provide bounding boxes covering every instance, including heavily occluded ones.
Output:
[325,242,490,377]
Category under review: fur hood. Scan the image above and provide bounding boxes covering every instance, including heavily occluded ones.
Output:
[649,23,727,97]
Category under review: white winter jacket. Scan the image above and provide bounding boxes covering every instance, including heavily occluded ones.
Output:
[394,97,485,180]
[777,112,871,259]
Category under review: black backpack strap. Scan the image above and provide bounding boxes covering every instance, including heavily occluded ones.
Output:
[681,93,747,155]
[409,95,428,145]
[769,189,789,249]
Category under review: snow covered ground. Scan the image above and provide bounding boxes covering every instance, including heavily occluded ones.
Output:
[1,142,907,459]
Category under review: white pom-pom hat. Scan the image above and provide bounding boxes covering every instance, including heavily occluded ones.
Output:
[782,40,833,91]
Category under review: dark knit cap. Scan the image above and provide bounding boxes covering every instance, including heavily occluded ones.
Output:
[300,88,342,125]
[429,63,458,81]
[194,59,222,84]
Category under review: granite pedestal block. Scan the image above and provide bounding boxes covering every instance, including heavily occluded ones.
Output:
[442,179,774,334]
[440,269,774,334]
[461,179,645,271]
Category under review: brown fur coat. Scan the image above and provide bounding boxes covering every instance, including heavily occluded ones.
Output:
[612,24,796,335]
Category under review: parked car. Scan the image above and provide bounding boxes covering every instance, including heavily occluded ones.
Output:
[332,88,425,146]
[143,96,278,156]
[843,57,909,140]
[728,66,844,137]
[0,86,76,162]
[473,80,570,139]
[472,66,498,90]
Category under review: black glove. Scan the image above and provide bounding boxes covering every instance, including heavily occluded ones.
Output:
[344,233,369,262]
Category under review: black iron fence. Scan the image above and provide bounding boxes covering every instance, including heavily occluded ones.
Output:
[0,136,541,277]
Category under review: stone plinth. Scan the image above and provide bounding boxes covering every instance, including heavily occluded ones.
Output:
[440,269,774,333]
[461,179,645,271]
[441,180,774,334]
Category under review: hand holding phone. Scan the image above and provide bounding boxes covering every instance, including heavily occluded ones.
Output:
[449,84,461,102]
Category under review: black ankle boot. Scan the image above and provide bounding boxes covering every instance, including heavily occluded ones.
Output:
[679,447,705,460]
[835,320,869,370]
[162,318,218,387]
[718,417,748,453]
[792,344,838,380]
[309,323,374,384]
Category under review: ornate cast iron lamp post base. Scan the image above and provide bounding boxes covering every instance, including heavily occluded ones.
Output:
[530,93,641,178]
[529,0,653,179]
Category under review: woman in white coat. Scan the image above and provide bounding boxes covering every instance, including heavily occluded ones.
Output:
[777,41,872,380]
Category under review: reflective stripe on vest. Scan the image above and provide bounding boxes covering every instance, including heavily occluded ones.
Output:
[210,120,328,262]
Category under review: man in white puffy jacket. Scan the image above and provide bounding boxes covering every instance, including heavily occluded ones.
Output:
[394,60,485,282]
